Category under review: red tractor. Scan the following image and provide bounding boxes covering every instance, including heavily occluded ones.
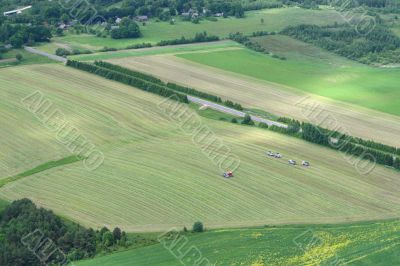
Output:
[223,171,234,178]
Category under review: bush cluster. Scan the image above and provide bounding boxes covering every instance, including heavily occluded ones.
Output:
[157,32,219,46]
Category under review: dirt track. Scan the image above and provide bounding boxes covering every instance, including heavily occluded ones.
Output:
[109,55,400,147]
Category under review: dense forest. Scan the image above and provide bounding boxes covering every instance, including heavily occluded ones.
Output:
[0,199,133,266]
[282,22,400,64]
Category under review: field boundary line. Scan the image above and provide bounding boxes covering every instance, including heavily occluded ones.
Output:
[0,156,82,188]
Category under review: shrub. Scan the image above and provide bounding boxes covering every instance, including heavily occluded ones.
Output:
[241,114,254,125]
[192,221,204,232]
[55,48,71,57]
[15,53,23,61]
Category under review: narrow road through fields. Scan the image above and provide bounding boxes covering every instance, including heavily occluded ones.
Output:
[188,96,288,128]
[24,46,67,63]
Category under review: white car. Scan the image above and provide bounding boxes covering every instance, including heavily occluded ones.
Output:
[302,161,310,167]
[288,160,296,165]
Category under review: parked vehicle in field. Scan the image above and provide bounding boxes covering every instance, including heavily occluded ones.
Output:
[266,151,282,158]
[223,171,234,178]
[302,161,310,167]
[288,160,296,165]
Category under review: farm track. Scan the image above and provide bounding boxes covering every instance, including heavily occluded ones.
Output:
[109,55,400,147]
[24,46,67,63]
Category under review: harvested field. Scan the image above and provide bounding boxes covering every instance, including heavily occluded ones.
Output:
[0,64,399,232]
[108,55,400,147]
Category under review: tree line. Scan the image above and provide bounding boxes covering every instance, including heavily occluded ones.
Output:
[229,32,287,60]
[157,32,219,46]
[281,23,400,64]
[261,116,400,171]
[66,60,188,103]
[93,61,243,110]
[299,122,400,170]
[0,199,132,265]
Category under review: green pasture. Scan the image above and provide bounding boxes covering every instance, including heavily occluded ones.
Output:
[178,35,400,116]
[70,41,240,61]
[76,220,400,265]
[41,7,344,52]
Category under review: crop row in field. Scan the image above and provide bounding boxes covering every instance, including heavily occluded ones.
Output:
[0,64,399,232]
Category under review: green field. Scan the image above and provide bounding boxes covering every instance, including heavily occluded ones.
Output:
[178,35,400,116]
[76,220,400,265]
[0,156,81,188]
[0,199,9,213]
[70,41,240,61]
[0,49,55,68]
[0,64,399,232]
[39,7,345,53]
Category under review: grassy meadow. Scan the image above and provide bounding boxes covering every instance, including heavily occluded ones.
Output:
[70,41,240,61]
[178,35,400,116]
[75,220,400,265]
[0,64,399,232]
[0,49,55,68]
[0,199,9,213]
[38,7,345,53]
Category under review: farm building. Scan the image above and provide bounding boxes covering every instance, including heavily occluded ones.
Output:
[136,16,148,22]
[3,6,32,16]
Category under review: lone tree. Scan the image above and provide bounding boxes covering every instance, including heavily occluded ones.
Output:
[241,114,254,125]
[111,18,141,39]
[192,221,204,233]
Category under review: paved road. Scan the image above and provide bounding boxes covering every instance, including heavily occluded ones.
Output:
[24,46,67,63]
[188,96,288,128]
